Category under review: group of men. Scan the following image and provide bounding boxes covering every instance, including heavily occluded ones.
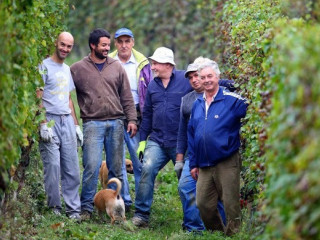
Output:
[38,27,248,236]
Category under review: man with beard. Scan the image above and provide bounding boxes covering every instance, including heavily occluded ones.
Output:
[37,32,82,220]
[70,28,137,220]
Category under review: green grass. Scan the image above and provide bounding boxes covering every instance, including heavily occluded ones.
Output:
[0,142,252,240]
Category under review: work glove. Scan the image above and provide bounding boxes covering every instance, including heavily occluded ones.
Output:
[75,125,83,146]
[174,161,184,180]
[137,140,146,163]
[40,123,53,142]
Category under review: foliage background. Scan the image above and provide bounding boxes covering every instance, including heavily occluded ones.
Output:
[1,0,320,239]
[0,0,68,199]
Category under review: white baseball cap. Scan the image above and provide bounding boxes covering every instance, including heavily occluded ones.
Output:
[184,63,199,78]
[149,47,176,66]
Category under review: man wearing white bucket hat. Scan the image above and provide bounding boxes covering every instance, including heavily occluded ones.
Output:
[132,47,192,227]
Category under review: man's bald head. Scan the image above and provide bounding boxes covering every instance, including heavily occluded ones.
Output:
[53,31,74,63]
[57,32,74,44]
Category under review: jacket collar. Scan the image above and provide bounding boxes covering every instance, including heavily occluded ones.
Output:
[199,86,225,103]
[109,48,149,68]
[86,54,116,65]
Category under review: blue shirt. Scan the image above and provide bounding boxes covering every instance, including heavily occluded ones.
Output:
[140,68,192,148]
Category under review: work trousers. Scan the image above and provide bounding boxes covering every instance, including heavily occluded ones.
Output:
[196,152,241,236]
[39,113,81,216]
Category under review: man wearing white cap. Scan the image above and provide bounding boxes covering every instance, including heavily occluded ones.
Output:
[109,28,152,212]
[132,47,192,227]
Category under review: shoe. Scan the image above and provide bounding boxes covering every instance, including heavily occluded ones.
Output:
[80,210,92,221]
[132,216,148,227]
[68,213,81,223]
[52,208,61,216]
[125,205,131,213]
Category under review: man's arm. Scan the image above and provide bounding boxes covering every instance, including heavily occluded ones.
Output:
[187,106,197,173]
[36,88,47,123]
[119,67,137,137]
[219,79,236,92]
[188,116,199,180]
[176,97,188,156]
[69,93,84,146]
[36,87,53,142]
[69,93,79,125]
[139,89,153,141]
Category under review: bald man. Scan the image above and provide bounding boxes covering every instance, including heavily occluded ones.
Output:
[37,32,82,221]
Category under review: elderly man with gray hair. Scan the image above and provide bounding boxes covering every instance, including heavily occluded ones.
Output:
[188,60,248,235]
[175,57,236,232]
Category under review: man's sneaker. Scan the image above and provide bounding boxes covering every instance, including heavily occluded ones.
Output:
[52,208,61,216]
[68,213,81,223]
[80,210,92,221]
[132,216,148,227]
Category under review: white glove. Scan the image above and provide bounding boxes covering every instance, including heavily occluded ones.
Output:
[40,123,53,142]
[75,125,83,146]
[174,161,184,180]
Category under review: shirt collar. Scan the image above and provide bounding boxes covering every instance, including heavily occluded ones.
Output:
[203,88,219,101]
[114,52,136,64]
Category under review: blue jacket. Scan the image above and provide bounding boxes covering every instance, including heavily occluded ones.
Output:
[176,79,235,155]
[188,87,248,169]
[140,68,192,148]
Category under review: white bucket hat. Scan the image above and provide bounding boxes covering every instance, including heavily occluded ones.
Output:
[149,47,176,66]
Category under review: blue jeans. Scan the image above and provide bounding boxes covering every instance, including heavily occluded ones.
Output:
[179,159,226,232]
[134,140,176,221]
[80,119,124,212]
[121,128,142,206]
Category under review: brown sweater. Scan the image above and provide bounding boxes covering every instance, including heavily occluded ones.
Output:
[70,55,137,123]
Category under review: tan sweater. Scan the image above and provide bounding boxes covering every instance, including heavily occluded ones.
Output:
[70,55,137,123]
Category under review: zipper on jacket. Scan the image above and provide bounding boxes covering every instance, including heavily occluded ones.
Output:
[202,102,210,167]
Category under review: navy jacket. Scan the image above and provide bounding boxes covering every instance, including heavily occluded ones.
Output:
[188,87,248,169]
[176,80,235,155]
[140,68,192,148]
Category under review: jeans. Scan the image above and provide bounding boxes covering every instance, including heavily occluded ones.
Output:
[80,119,124,212]
[134,140,176,221]
[121,128,142,206]
[39,113,81,215]
[178,159,226,232]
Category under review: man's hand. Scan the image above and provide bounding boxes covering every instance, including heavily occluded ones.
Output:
[40,123,53,142]
[127,122,137,137]
[190,168,199,180]
[137,140,146,162]
[174,161,184,180]
[75,125,83,146]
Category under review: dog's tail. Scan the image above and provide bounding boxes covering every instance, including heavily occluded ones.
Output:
[107,177,122,196]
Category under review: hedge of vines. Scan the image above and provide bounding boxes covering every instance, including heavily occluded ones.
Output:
[0,0,68,200]
[210,0,320,239]
[1,0,320,239]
